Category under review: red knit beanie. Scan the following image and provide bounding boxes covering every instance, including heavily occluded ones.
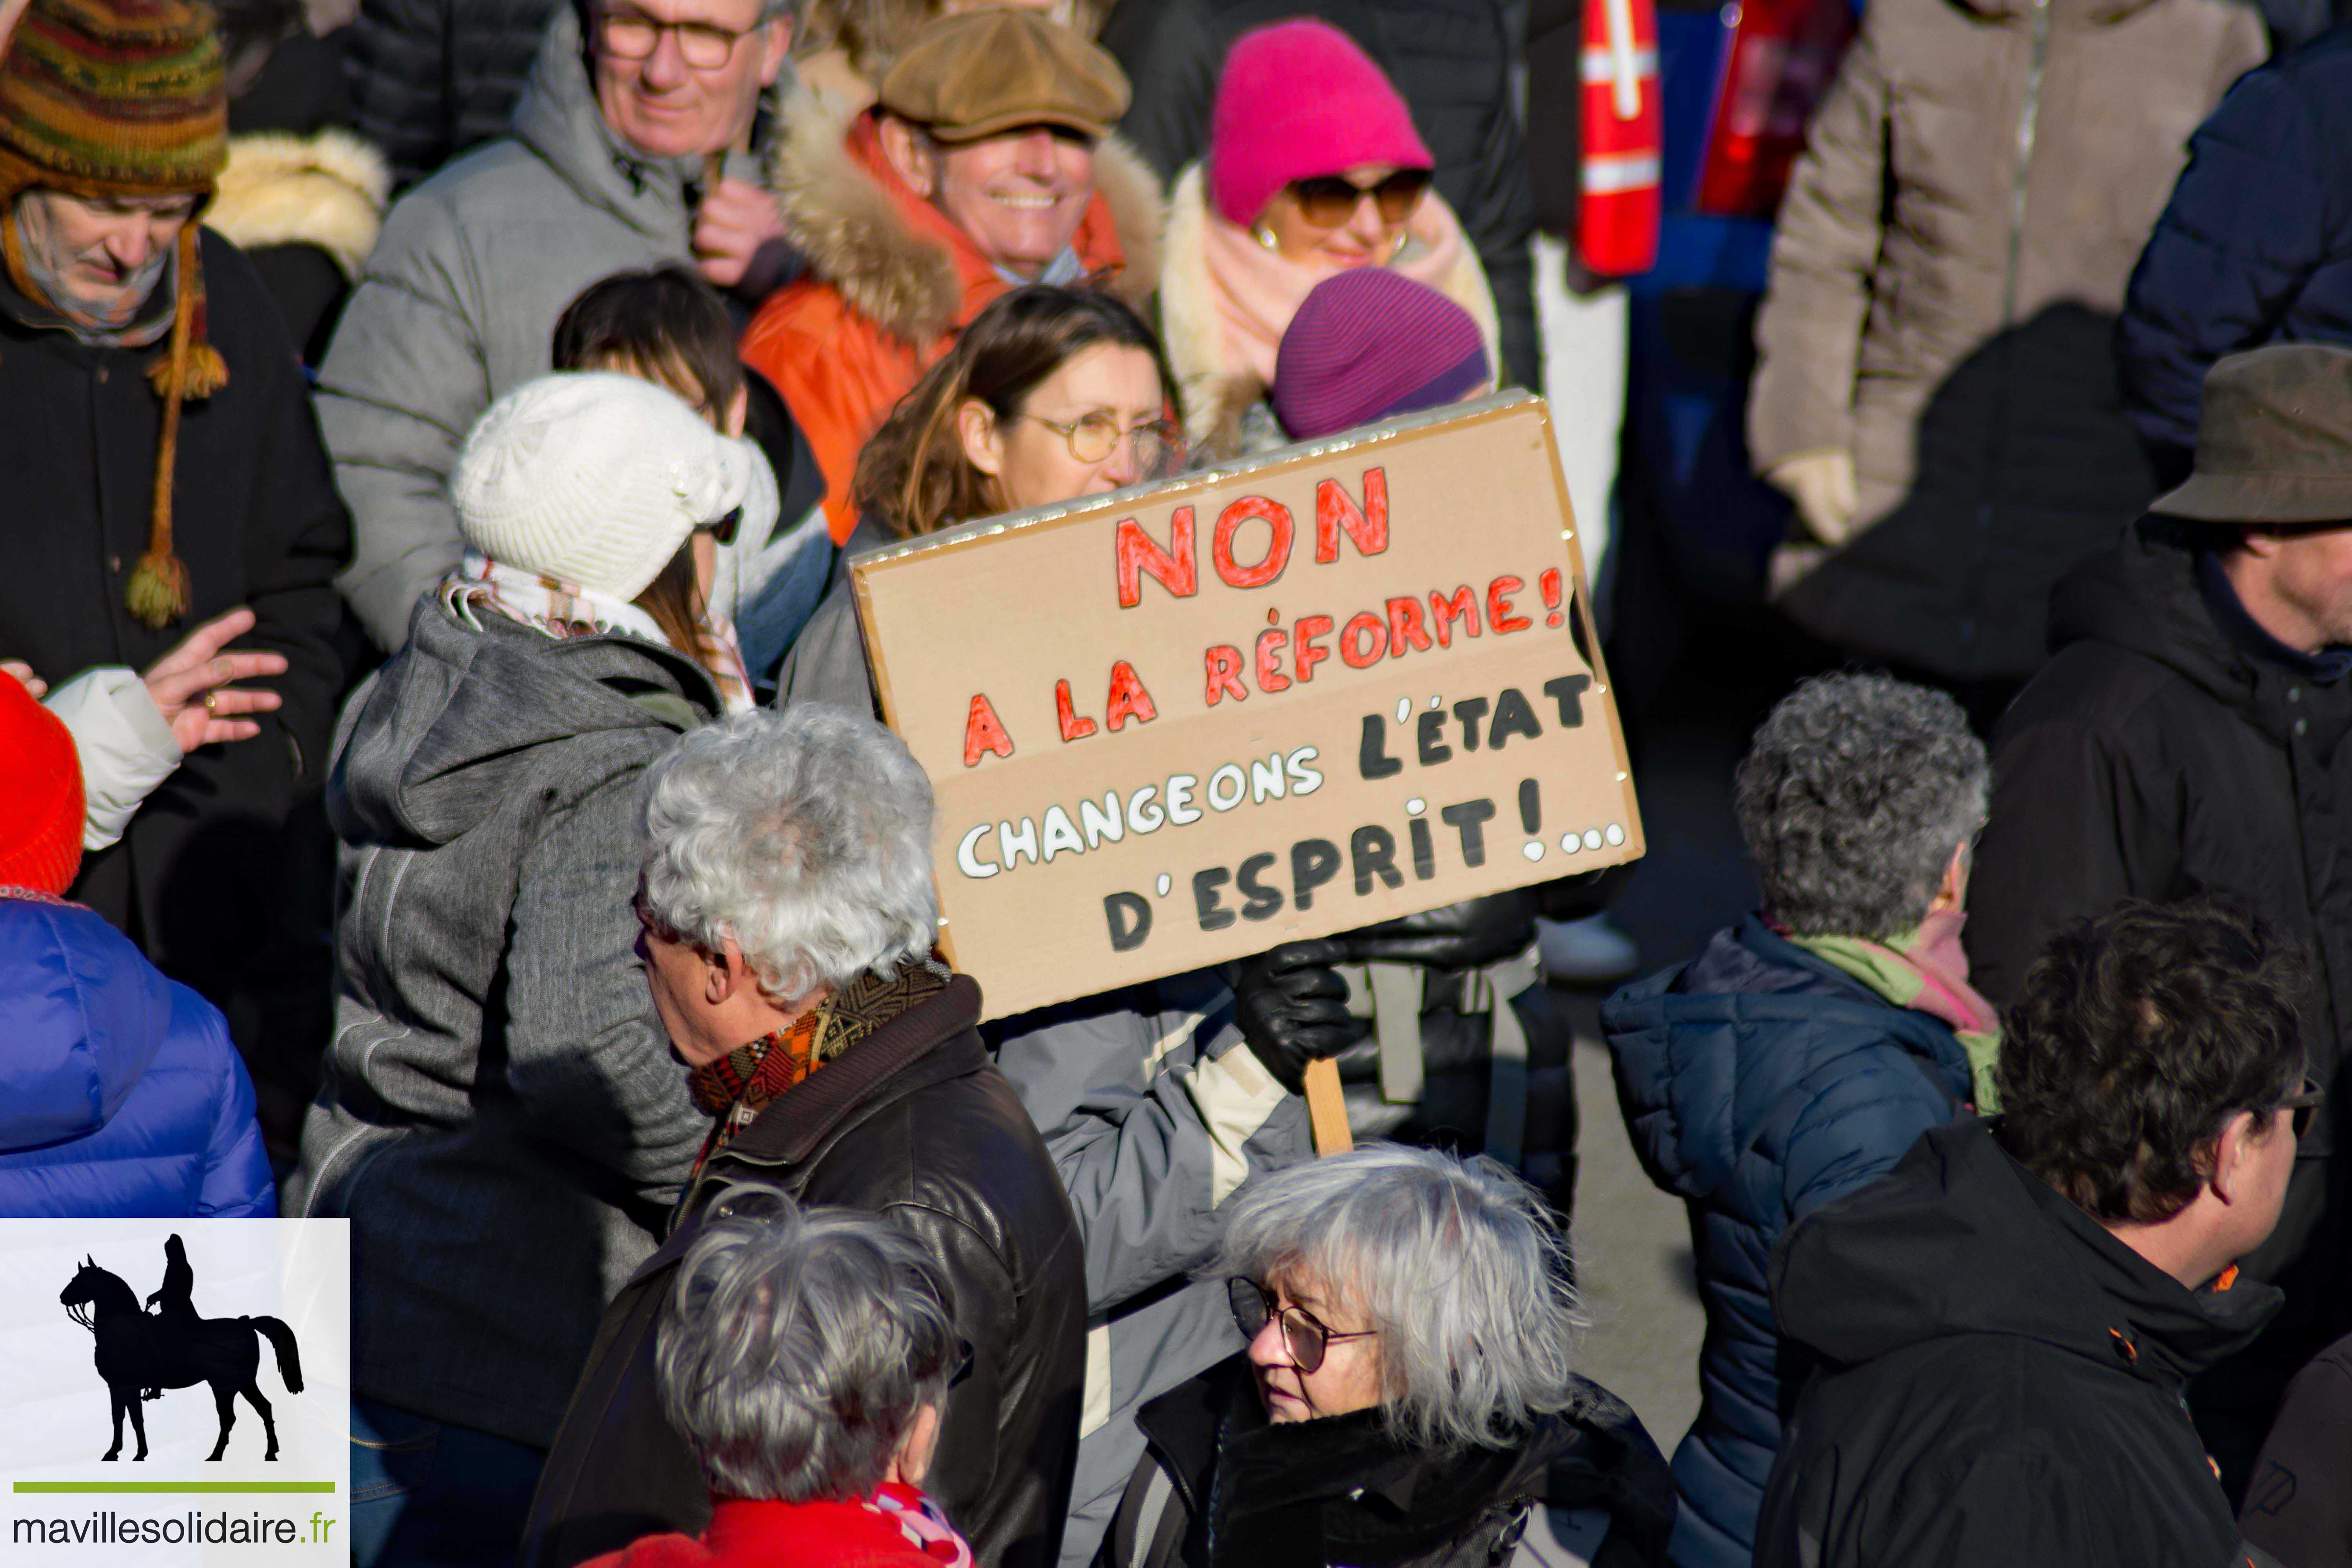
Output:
[1207,19,1432,230]
[0,674,84,896]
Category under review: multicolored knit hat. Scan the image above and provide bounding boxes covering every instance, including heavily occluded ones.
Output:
[0,0,229,630]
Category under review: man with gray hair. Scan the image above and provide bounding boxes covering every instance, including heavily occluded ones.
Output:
[1604,672,1992,1568]
[321,0,802,649]
[580,1186,976,1565]
[524,706,1085,1568]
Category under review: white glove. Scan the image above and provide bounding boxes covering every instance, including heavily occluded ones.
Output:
[1766,450,1861,546]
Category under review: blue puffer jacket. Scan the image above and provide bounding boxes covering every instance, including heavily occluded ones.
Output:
[0,895,275,1218]
[2120,23,2352,485]
[1601,918,1972,1568]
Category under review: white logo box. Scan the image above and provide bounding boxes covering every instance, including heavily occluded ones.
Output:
[0,1220,350,1565]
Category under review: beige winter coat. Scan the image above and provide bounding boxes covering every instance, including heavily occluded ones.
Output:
[1748,0,2266,679]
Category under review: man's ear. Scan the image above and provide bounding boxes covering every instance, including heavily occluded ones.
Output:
[705,940,749,1005]
[2236,526,2284,563]
[756,15,791,85]
[958,396,1006,478]
[878,115,938,199]
[2208,1109,2263,1205]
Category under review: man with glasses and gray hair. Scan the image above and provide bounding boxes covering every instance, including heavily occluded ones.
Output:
[321,0,803,650]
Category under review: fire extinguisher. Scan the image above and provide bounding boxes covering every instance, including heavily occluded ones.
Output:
[1575,0,1664,276]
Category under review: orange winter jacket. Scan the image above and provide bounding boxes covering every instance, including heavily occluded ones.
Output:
[741,102,1162,543]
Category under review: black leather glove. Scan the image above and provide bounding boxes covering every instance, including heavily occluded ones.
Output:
[1226,938,1356,1095]
[1332,893,1538,972]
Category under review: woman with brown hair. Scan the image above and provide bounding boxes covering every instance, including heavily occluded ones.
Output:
[778,282,1183,711]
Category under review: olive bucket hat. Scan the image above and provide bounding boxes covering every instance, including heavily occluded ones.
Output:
[2150,343,2352,526]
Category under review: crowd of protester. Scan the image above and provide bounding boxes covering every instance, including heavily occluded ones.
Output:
[2,0,2351,1563]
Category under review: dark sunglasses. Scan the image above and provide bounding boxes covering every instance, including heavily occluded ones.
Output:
[2276,1076,2325,1140]
[1227,1278,1375,1374]
[1288,169,1433,230]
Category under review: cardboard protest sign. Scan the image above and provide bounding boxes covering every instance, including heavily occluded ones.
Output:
[853,391,1644,1020]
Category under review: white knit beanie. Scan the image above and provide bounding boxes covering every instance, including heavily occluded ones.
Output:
[452,372,758,602]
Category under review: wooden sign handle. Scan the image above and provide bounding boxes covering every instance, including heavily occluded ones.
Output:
[1304,1058,1353,1154]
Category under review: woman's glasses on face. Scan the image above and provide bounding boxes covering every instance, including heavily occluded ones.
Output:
[594,5,758,69]
[1287,169,1433,230]
[1022,411,1187,481]
[1227,1278,1376,1374]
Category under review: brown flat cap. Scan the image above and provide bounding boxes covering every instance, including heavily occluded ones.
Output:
[877,7,1131,144]
[2151,343,2352,525]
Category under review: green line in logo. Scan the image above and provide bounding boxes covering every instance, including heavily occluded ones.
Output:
[13,1483,338,1494]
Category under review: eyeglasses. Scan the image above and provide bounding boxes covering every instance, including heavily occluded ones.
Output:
[1228,1278,1376,1374]
[2276,1076,2326,1140]
[695,505,742,547]
[1022,411,1185,479]
[594,5,761,69]
[1287,169,1433,230]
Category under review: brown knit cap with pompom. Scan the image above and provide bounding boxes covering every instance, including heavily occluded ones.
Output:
[0,0,229,629]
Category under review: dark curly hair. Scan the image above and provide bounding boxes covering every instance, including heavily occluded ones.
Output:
[1995,897,2307,1224]
[1733,673,1987,938]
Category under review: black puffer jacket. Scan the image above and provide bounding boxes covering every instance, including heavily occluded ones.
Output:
[521,975,1086,1568]
[346,0,563,187]
[1100,1355,1675,1568]
[1755,1119,2282,1568]
[1097,0,1537,390]
[1965,518,2352,1481]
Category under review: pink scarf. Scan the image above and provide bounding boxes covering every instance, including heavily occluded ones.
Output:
[1200,195,1472,390]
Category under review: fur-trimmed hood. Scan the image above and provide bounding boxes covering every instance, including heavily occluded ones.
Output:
[764,92,1162,348]
[1157,162,1500,459]
[209,128,392,280]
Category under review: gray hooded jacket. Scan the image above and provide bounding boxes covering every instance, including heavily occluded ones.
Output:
[319,9,776,650]
[990,975,1317,1568]
[286,597,718,1447]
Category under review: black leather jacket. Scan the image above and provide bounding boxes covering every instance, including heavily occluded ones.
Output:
[521,975,1087,1568]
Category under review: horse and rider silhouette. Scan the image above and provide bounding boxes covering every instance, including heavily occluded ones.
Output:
[59,1236,304,1463]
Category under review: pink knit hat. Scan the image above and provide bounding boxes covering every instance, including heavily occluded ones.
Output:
[1207,19,1434,230]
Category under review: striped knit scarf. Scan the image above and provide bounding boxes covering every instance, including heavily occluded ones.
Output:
[443,551,754,713]
[686,954,952,1180]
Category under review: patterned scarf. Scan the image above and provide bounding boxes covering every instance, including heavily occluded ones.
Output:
[686,954,953,1178]
[442,550,753,713]
[1780,908,2005,1114]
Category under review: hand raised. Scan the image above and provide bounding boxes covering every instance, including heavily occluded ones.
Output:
[142,607,287,751]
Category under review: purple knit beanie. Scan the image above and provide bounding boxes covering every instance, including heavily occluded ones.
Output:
[1274,269,1490,440]
[1207,19,1433,230]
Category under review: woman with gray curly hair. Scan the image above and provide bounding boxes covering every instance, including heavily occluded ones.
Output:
[579,1187,976,1566]
[1600,671,1996,1568]
[526,705,1085,1568]
[1096,1143,1675,1568]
